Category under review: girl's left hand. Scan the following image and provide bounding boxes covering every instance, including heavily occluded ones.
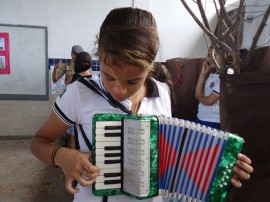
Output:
[231,153,253,188]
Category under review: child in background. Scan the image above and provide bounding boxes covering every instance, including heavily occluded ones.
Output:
[52,45,84,85]
[195,46,221,129]
[30,7,253,202]
[68,51,93,149]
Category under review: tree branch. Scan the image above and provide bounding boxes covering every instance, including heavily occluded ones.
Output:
[180,0,234,56]
[197,0,212,31]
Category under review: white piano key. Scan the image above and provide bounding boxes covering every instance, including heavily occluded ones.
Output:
[95,121,121,128]
[96,155,121,162]
[96,176,121,183]
[95,135,121,142]
[99,168,121,176]
[95,148,121,156]
[96,162,121,169]
[95,141,121,149]
[95,182,121,190]
[96,128,121,135]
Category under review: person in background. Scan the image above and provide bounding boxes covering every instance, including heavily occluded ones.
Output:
[195,46,221,130]
[30,8,253,202]
[71,51,93,83]
[69,51,93,149]
[52,45,84,147]
[52,45,84,85]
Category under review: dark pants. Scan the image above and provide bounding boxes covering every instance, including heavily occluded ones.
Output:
[196,117,220,130]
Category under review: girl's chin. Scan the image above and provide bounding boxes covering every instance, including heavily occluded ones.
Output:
[113,96,126,102]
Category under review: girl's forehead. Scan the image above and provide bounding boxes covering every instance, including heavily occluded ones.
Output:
[101,60,148,79]
[102,60,145,72]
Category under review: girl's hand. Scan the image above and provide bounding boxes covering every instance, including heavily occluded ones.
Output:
[56,60,65,70]
[55,148,100,194]
[231,153,253,188]
[201,58,214,75]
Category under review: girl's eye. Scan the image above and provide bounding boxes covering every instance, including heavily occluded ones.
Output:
[128,80,139,84]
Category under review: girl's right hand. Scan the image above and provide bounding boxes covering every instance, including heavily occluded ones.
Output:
[201,58,213,75]
[201,58,216,75]
[54,147,100,194]
[56,60,64,70]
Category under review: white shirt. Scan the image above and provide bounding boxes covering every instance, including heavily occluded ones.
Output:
[197,73,220,123]
[53,73,172,202]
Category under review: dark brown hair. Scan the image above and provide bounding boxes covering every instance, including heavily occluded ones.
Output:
[96,7,159,71]
[151,62,175,108]
[74,52,92,73]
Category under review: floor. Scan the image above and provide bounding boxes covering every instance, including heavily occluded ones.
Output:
[0,138,74,202]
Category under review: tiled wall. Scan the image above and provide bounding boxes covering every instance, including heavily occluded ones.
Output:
[48,58,100,71]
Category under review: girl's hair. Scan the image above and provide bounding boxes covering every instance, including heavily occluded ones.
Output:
[151,62,176,108]
[74,52,92,73]
[96,7,159,71]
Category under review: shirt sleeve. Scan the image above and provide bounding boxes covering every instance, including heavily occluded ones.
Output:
[53,83,82,126]
[213,76,220,95]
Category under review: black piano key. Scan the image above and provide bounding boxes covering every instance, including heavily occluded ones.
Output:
[104,146,121,150]
[104,153,121,157]
[104,172,121,177]
[104,179,122,184]
[105,159,121,164]
[104,126,122,130]
[104,132,121,137]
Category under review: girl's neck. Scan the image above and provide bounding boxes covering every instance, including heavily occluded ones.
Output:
[129,84,146,114]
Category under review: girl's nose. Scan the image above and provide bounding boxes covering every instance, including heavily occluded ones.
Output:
[113,81,127,94]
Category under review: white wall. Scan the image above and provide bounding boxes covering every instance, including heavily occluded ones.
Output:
[0,0,268,61]
[0,0,216,61]
[151,0,217,60]
[241,0,270,49]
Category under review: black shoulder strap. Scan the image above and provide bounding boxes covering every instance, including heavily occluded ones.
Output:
[74,125,80,150]
[78,124,92,151]
[78,77,132,114]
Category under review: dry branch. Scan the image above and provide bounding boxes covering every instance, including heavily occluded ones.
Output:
[179,0,270,74]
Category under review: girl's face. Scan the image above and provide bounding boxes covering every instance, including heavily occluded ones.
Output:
[100,60,149,102]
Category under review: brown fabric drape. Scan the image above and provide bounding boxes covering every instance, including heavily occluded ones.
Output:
[165,57,205,121]
[221,47,270,202]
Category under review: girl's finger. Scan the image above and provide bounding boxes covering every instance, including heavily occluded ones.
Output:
[65,177,80,194]
[231,175,242,188]
[233,165,251,180]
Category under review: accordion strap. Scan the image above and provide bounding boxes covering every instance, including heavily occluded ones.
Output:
[74,124,80,150]
[77,124,92,151]
[78,77,131,114]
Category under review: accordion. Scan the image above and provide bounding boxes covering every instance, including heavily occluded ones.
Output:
[92,114,244,202]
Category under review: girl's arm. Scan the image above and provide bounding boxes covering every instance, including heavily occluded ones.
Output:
[30,111,100,194]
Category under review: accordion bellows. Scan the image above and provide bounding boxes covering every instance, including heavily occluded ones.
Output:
[92,114,244,202]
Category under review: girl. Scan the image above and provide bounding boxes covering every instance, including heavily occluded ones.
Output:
[30,7,253,202]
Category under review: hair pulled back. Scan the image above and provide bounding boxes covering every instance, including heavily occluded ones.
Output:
[75,52,92,73]
[97,7,159,71]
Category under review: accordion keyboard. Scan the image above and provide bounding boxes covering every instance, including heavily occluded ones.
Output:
[95,121,122,190]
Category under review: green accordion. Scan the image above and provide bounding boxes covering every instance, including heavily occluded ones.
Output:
[92,114,244,201]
